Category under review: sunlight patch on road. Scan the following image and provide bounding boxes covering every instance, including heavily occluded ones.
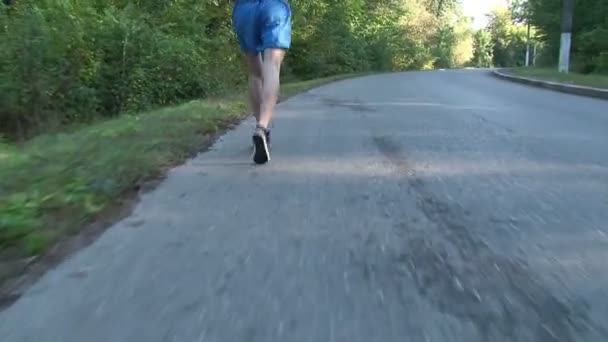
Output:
[184,156,608,181]
[290,100,500,112]
[416,159,608,178]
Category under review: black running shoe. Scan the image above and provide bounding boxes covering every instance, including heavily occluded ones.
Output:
[252,127,270,164]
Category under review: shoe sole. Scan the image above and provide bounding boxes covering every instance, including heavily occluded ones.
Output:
[252,134,270,164]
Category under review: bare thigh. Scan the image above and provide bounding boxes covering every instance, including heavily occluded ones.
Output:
[262,49,286,66]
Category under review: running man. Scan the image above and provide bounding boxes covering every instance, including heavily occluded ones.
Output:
[232,0,292,164]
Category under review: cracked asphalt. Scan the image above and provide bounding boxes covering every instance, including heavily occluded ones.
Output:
[1,69,607,341]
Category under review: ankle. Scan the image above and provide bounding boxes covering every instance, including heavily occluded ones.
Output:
[257,121,270,130]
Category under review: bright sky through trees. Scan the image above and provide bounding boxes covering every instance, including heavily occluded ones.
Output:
[463,0,508,29]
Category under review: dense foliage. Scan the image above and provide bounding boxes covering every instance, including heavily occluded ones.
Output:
[470,0,608,73]
[0,0,474,139]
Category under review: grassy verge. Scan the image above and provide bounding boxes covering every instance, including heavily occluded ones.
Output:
[0,73,362,271]
[509,67,608,89]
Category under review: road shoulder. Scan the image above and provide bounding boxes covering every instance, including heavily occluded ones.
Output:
[491,69,608,100]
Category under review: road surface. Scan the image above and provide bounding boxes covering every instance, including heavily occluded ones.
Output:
[1,70,607,341]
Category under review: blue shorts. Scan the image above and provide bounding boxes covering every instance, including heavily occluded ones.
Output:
[232,0,291,53]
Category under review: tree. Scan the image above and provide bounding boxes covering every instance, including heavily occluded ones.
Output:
[472,29,493,67]
[486,6,527,67]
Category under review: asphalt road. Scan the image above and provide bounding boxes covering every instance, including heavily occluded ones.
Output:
[1,69,607,342]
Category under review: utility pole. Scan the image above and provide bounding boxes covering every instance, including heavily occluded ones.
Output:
[558,0,574,73]
[525,21,531,66]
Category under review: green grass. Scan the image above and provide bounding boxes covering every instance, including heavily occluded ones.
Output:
[510,67,608,89]
[0,74,362,260]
